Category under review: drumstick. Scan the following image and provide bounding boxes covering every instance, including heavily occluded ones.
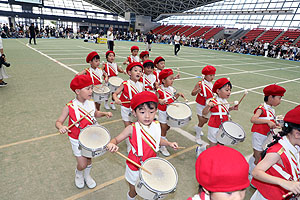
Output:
[167,103,179,107]
[121,101,131,104]
[282,192,293,199]
[177,146,186,149]
[116,151,152,175]
[183,96,189,102]
[215,101,239,106]
[237,90,248,106]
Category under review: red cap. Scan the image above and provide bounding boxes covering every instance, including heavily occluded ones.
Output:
[202,65,216,75]
[86,51,99,63]
[196,145,249,192]
[105,50,115,57]
[159,68,173,82]
[130,91,158,110]
[143,60,154,67]
[212,78,230,93]
[284,105,300,125]
[154,56,165,66]
[139,51,149,59]
[131,46,139,51]
[263,84,286,96]
[126,62,144,73]
[70,75,93,91]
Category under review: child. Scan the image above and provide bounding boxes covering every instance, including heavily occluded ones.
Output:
[153,56,179,83]
[55,75,112,189]
[139,60,158,92]
[188,145,249,200]
[139,50,149,63]
[191,65,216,144]
[251,105,300,200]
[113,62,144,153]
[200,78,238,152]
[123,46,139,65]
[107,91,178,200]
[156,68,185,156]
[248,84,286,182]
[102,50,126,110]
[77,51,108,111]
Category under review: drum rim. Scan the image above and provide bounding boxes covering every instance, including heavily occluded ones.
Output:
[166,102,192,121]
[219,121,246,141]
[108,76,123,86]
[139,157,178,194]
[93,86,111,94]
[78,124,111,151]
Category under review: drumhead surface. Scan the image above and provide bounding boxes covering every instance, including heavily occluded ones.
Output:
[109,76,123,86]
[222,121,245,139]
[166,103,191,119]
[141,158,177,192]
[79,126,110,149]
[93,86,110,93]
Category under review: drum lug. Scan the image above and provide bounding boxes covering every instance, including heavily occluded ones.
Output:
[78,146,82,150]
[92,151,95,157]
[231,140,236,145]
[136,181,143,189]
[154,192,161,200]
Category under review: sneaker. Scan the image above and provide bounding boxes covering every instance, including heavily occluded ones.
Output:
[2,81,7,85]
[84,175,96,189]
[0,82,7,87]
[196,145,206,158]
[160,146,170,157]
[104,102,110,110]
[75,170,85,189]
[195,137,203,145]
[110,103,116,110]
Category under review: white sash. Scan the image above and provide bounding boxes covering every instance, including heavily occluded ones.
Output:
[106,62,118,76]
[210,97,229,119]
[130,55,139,63]
[200,79,213,98]
[161,85,175,101]
[72,99,96,127]
[88,67,103,84]
[259,103,276,120]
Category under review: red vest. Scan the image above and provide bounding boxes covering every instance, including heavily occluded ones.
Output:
[128,55,139,63]
[85,67,103,85]
[139,73,157,91]
[207,98,229,128]
[153,69,161,83]
[157,86,175,111]
[187,192,209,200]
[251,104,276,136]
[119,80,143,108]
[103,62,118,77]
[195,80,213,106]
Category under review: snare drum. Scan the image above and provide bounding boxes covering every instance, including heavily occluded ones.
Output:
[108,76,123,93]
[78,124,111,158]
[166,102,192,127]
[135,157,178,200]
[92,85,110,102]
[262,128,282,150]
[216,121,245,145]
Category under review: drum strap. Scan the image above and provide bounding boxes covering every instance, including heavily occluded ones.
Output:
[107,62,118,77]
[259,103,276,121]
[199,79,212,98]
[129,55,138,63]
[210,98,229,119]
[71,99,96,128]
[161,86,175,101]
[127,80,142,100]
[88,67,103,85]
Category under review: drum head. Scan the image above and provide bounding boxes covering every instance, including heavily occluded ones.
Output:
[79,125,110,149]
[166,103,192,119]
[93,85,110,94]
[109,76,123,86]
[141,157,177,193]
[222,121,245,139]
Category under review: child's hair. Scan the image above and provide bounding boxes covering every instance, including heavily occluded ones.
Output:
[143,62,154,69]
[219,82,232,90]
[105,52,114,59]
[264,95,276,102]
[129,65,143,71]
[134,101,158,111]
[92,55,100,61]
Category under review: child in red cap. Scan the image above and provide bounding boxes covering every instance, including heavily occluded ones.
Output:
[139,60,158,92]
[153,56,180,83]
[248,84,286,183]
[55,75,112,190]
[191,65,216,144]
[188,145,249,200]
[199,78,238,154]
[107,91,178,200]
[77,51,108,111]
[251,105,300,200]
[101,50,126,110]
[156,68,185,156]
[123,46,140,65]
[139,51,149,63]
[113,62,144,153]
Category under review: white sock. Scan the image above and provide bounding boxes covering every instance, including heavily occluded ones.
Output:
[195,126,202,137]
[84,164,92,177]
[248,156,256,175]
[127,192,135,200]
[105,100,108,105]
[76,169,83,177]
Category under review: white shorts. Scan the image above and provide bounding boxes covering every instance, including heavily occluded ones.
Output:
[158,110,167,124]
[207,126,219,144]
[252,132,268,151]
[125,165,139,185]
[250,190,267,200]
[69,137,81,157]
[121,106,132,122]
[196,103,211,119]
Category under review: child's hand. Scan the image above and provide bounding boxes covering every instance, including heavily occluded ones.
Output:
[169,142,178,150]
[105,112,113,118]
[267,121,276,129]
[232,105,239,110]
[280,180,300,195]
[175,73,180,79]
[59,126,70,134]
[208,101,215,108]
[159,99,166,105]
[115,99,122,105]
[106,143,119,152]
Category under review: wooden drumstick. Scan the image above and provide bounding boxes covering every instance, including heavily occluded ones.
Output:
[282,192,293,199]
[116,151,152,175]
[121,101,131,104]
[237,90,248,106]
[183,96,189,102]
[177,146,186,149]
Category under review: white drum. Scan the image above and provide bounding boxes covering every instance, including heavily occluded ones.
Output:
[262,128,282,150]
[108,76,123,93]
[135,157,178,200]
[216,121,245,145]
[78,124,111,158]
[166,102,192,127]
[92,85,110,102]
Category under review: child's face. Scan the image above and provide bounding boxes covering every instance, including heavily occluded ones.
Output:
[107,53,115,63]
[133,104,157,126]
[144,66,153,75]
[128,66,143,81]
[209,189,246,200]
[269,95,282,107]
[132,50,139,56]
[162,75,174,87]
[205,74,215,82]
[90,58,100,68]
[156,61,165,70]
[217,84,231,99]
[76,85,93,100]
[142,55,149,62]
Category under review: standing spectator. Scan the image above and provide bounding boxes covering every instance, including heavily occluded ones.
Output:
[107,27,114,51]
[0,36,9,86]
[29,23,36,45]
[174,31,181,56]
[146,30,154,51]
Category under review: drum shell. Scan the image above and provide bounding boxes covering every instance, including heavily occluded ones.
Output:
[216,121,245,146]
[92,87,110,102]
[166,103,192,128]
[108,77,123,93]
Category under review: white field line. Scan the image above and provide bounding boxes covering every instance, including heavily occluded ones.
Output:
[68,63,88,66]
[56,57,85,60]
[78,45,127,59]
[47,53,89,55]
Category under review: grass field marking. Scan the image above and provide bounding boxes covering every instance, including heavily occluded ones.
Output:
[171,127,197,142]
[55,57,86,60]
[47,53,90,56]
[78,45,128,59]
[68,64,88,66]
[64,144,198,200]
[38,49,90,52]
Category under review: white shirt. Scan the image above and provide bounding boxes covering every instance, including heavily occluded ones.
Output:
[174,35,180,44]
[107,31,113,41]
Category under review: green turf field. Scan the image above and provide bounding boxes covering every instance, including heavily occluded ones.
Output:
[0,38,299,200]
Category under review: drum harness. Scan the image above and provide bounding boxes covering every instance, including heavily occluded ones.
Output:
[72,100,97,130]
[106,62,118,77]
[210,97,231,123]
[259,103,277,137]
[88,67,103,85]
